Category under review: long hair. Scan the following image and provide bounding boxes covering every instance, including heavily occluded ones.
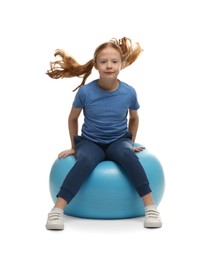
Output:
[46,37,143,91]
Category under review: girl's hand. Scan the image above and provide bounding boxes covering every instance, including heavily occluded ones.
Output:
[133,146,145,153]
[58,149,75,158]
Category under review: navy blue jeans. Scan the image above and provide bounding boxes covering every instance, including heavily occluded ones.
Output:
[57,132,152,203]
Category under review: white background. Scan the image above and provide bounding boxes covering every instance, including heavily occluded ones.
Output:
[0,0,206,259]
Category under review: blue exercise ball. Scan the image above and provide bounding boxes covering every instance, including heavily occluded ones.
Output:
[49,145,165,219]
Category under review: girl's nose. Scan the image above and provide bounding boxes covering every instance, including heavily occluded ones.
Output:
[107,62,112,69]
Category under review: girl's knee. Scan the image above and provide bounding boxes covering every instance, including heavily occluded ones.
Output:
[107,147,134,162]
[119,147,135,159]
[78,153,105,169]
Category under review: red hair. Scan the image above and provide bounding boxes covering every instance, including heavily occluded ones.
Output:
[46,37,143,91]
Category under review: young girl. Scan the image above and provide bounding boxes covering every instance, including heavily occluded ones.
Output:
[46,37,162,230]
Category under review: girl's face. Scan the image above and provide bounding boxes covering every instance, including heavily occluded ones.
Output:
[94,47,122,81]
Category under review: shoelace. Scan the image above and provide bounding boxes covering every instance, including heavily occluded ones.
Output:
[145,209,160,219]
[48,212,62,221]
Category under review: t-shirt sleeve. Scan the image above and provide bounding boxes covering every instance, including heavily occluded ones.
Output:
[129,88,140,110]
[72,87,85,108]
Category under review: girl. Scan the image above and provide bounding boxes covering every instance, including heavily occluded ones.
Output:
[46,37,162,230]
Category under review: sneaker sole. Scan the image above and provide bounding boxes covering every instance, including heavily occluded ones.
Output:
[144,222,162,228]
[46,224,64,230]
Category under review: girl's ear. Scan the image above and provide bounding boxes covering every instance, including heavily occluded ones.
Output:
[93,61,98,70]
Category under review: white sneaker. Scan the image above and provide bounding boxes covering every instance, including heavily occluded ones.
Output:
[46,208,64,230]
[144,206,162,228]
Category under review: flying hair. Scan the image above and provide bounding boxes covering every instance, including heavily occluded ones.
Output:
[46,37,143,91]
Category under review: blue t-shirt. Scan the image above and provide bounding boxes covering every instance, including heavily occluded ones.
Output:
[73,79,140,143]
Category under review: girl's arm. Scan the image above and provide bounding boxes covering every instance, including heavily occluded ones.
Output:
[128,109,145,152]
[68,107,82,149]
[128,109,139,144]
[58,107,82,158]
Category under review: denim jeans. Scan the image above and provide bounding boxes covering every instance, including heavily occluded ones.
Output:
[57,132,151,203]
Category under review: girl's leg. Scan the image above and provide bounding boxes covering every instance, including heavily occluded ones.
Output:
[46,137,105,230]
[142,193,155,207]
[57,137,105,204]
[105,133,162,228]
[54,197,68,210]
[105,134,152,198]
